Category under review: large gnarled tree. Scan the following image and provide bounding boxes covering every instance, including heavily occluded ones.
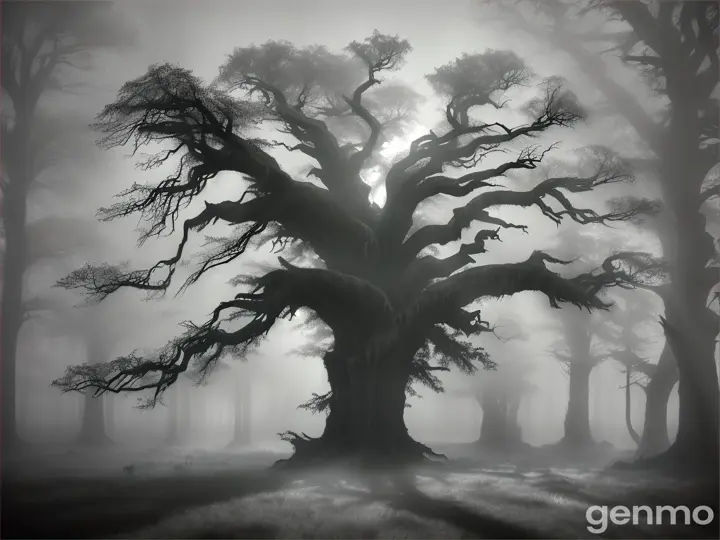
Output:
[53,34,648,465]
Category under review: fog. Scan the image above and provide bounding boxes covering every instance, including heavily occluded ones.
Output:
[10,0,680,453]
[2,1,718,539]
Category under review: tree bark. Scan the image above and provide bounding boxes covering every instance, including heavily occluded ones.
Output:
[281,348,435,467]
[636,345,677,458]
[653,101,720,471]
[562,361,594,447]
[664,299,719,469]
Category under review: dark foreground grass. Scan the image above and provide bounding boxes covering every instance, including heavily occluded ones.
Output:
[2,447,718,539]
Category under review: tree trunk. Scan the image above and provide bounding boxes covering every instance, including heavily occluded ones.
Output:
[663,302,719,470]
[76,336,112,447]
[624,368,641,446]
[506,395,522,444]
[479,392,505,445]
[636,345,677,458]
[477,390,523,450]
[281,348,436,467]
[1,156,29,456]
[1,89,39,458]
[562,362,594,447]
[0,242,25,455]
[592,368,604,435]
[651,104,720,472]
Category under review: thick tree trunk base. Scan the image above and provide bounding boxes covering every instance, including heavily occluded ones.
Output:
[273,431,446,471]
[555,435,598,452]
[634,438,671,460]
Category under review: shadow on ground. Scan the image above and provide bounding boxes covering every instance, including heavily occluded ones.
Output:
[3,467,288,538]
[2,446,718,539]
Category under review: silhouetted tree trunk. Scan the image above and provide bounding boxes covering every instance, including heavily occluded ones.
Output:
[1,107,31,455]
[277,343,435,466]
[476,389,523,450]
[479,392,506,444]
[656,116,720,470]
[637,346,677,458]
[76,336,112,446]
[311,351,413,462]
[663,291,719,470]
[562,362,593,447]
[624,368,641,446]
[506,395,522,443]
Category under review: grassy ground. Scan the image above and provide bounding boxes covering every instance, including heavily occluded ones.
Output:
[2,445,718,539]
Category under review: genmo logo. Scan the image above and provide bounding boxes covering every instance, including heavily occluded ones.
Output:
[586,505,715,534]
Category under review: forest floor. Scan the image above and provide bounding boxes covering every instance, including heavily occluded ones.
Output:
[2,443,718,539]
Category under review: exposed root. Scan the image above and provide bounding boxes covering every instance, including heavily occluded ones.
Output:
[273,430,447,472]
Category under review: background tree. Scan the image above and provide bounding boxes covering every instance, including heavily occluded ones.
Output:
[474,341,536,453]
[485,0,719,473]
[544,225,646,450]
[46,302,121,447]
[52,34,651,466]
[0,0,133,453]
[164,374,192,447]
[33,271,175,447]
[548,310,613,449]
[597,289,659,448]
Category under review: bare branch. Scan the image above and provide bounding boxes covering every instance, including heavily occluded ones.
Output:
[402,152,638,260]
[52,260,399,403]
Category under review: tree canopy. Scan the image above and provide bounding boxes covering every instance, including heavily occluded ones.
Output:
[51,31,656,463]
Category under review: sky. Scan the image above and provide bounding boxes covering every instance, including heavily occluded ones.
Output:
[12,0,680,451]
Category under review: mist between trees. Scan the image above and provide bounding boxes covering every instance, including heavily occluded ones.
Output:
[1,0,717,475]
